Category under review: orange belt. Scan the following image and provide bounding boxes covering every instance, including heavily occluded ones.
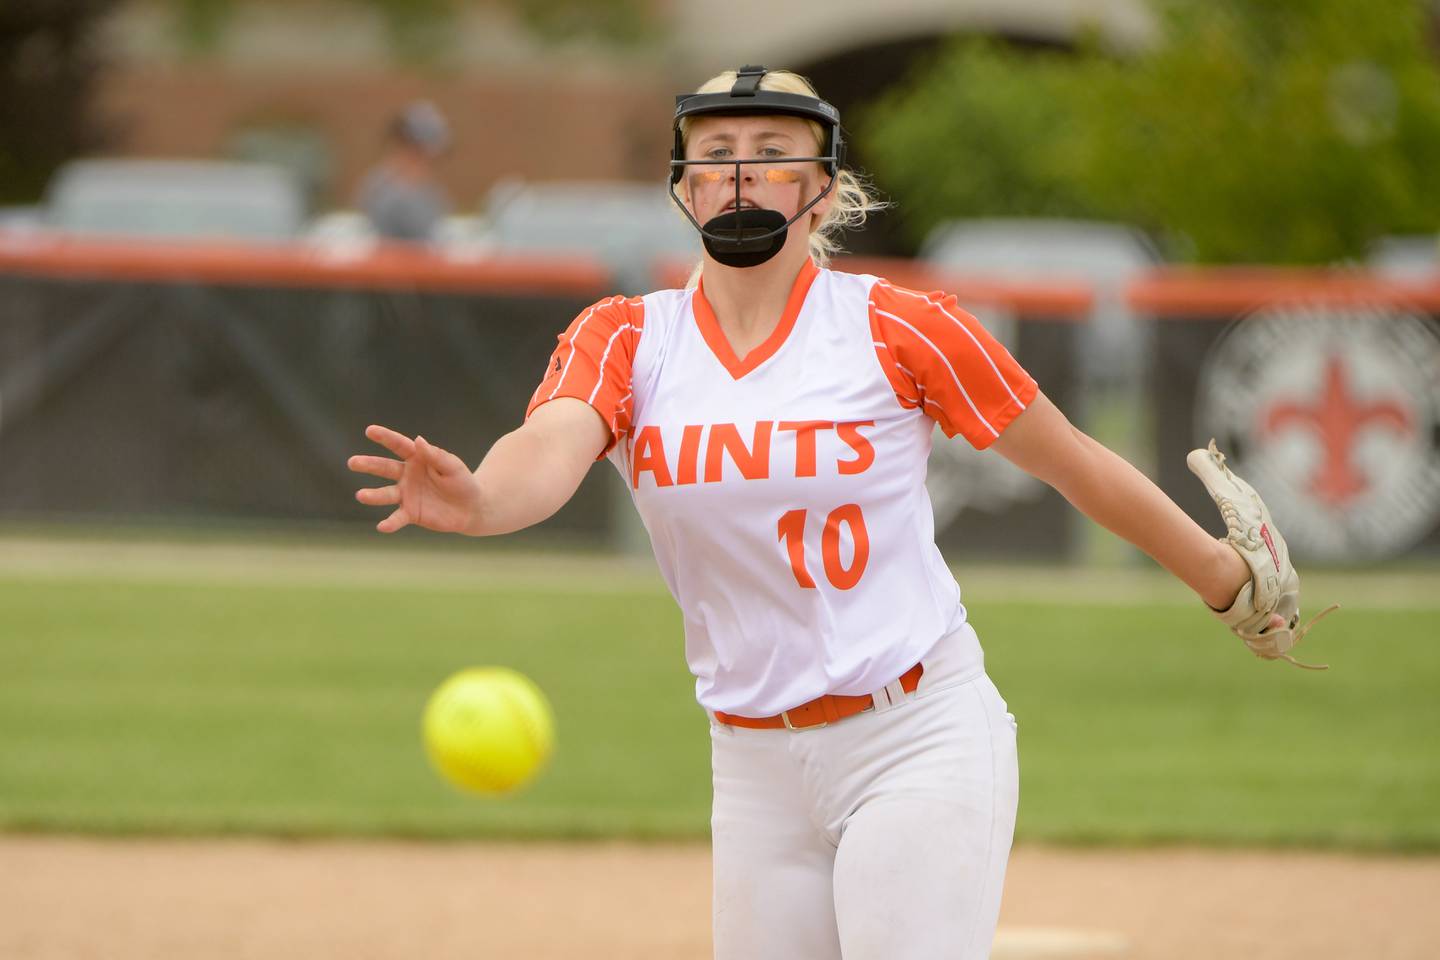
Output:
[714,663,924,730]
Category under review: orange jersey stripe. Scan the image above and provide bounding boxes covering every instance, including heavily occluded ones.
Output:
[867,280,1037,448]
[527,295,645,455]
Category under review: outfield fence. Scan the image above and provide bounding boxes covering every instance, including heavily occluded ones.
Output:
[2,237,1438,562]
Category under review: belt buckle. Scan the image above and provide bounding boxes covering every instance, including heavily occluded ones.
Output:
[781,710,826,731]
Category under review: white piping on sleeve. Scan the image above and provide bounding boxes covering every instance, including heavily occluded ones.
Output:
[881,283,1027,409]
[874,307,999,439]
[893,363,953,424]
[586,324,637,405]
[547,295,623,402]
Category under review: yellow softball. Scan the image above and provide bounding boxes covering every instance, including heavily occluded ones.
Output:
[422,667,555,795]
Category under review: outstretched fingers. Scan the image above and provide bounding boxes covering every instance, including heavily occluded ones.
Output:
[353,429,468,535]
[355,485,401,506]
[365,424,416,459]
[415,436,467,478]
[376,507,411,534]
[348,455,403,480]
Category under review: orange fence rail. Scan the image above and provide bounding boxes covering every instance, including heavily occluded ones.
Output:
[9,235,1440,314]
[0,233,611,297]
[1127,268,1440,315]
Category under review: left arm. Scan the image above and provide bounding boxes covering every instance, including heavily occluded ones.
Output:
[990,391,1248,610]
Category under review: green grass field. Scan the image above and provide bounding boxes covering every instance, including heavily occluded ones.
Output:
[2,535,1437,851]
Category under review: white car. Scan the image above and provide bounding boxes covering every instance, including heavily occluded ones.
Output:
[45,158,307,242]
[1366,234,1440,279]
[473,178,701,290]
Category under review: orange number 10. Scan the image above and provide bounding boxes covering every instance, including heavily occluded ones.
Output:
[777,504,870,590]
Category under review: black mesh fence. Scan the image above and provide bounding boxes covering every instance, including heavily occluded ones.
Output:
[0,267,1089,557]
[0,275,614,540]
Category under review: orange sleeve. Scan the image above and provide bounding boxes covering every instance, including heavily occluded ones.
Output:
[868,279,1038,449]
[526,295,645,457]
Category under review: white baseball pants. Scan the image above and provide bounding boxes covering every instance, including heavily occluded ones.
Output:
[709,624,1019,960]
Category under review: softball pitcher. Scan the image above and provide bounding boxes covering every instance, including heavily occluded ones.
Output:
[349,67,1334,960]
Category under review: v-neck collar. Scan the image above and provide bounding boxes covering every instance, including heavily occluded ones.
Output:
[692,258,819,380]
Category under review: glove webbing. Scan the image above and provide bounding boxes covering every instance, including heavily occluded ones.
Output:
[1250,603,1341,671]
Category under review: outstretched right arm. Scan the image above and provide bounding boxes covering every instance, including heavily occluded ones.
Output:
[351,294,642,537]
[349,397,609,537]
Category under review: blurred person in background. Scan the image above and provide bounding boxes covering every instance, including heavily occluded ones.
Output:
[356,99,452,243]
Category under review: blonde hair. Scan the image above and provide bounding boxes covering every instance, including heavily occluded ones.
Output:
[675,69,886,282]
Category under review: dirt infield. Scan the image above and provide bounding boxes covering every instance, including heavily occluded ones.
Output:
[3,837,1436,960]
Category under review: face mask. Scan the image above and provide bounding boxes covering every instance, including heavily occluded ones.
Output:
[699,208,789,267]
[670,68,846,270]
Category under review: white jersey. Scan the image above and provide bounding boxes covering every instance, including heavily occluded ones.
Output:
[528,259,1037,716]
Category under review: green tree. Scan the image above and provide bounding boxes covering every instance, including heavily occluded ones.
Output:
[859,41,1102,236]
[860,0,1440,264]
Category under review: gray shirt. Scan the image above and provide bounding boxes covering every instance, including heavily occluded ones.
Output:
[357,166,450,243]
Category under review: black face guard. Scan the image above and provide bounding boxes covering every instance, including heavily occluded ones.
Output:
[669,66,846,267]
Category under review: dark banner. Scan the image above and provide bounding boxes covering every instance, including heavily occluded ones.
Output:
[1136,272,1440,563]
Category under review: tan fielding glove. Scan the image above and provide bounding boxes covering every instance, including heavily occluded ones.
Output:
[1187,440,1339,670]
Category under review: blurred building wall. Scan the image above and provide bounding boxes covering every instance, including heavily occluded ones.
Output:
[88,0,1149,214]
[97,64,674,211]
[670,0,1151,73]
